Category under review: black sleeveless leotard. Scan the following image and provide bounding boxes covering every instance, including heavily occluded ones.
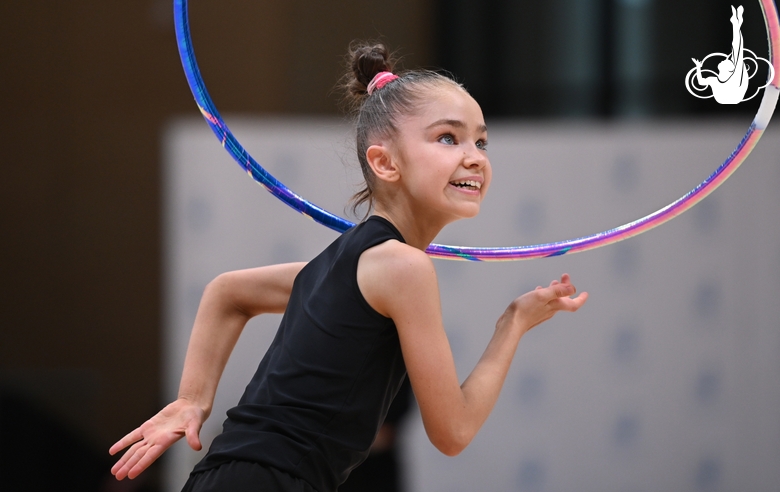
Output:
[191,216,408,492]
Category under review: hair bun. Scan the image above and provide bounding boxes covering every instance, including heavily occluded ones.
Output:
[344,42,394,102]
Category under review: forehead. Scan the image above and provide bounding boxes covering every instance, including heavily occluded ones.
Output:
[403,85,485,129]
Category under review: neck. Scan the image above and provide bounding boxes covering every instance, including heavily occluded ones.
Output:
[371,202,449,251]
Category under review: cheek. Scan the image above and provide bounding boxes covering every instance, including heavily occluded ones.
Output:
[482,163,493,195]
[417,160,452,187]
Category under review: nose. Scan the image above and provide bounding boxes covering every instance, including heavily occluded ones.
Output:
[463,144,488,169]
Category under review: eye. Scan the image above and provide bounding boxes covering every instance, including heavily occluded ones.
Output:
[438,134,456,145]
[476,139,488,151]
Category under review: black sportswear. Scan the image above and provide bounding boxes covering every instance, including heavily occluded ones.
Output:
[191,216,408,492]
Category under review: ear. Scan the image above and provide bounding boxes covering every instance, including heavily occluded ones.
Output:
[366,144,400,183]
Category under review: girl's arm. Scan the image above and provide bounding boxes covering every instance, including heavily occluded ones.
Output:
[177,262,306,415]
[358,242,586,456]
[109,262,306,480]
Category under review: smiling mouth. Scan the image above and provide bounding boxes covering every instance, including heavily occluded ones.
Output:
[449,179,481,191]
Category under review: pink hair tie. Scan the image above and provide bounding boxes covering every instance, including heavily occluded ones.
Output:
[366,71,399,95]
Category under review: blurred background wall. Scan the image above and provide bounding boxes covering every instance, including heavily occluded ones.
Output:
[164,118,780,492]
[1,0,777,491]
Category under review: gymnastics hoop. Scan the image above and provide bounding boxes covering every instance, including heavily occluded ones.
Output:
[173,0,780,261]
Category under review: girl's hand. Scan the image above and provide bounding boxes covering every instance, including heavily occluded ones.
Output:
[499,273,588,335]
[109,398,206,480]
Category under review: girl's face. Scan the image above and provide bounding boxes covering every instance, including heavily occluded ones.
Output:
[388,85,491,223]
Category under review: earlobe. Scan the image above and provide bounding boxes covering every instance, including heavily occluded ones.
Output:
[366,144,400,183]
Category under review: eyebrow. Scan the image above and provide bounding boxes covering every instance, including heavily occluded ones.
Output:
[426,119,488,133]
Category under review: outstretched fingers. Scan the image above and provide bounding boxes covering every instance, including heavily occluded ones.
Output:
[126,443,167,480]
[117,444,162,481]
[111,429,181,480]
[546,274,574,298]
[109,399,206,481]
[119,441,151,479]
[109,428,142,456]
[545,274,587,311]
[109,428,146,479]
[111,438,146,480]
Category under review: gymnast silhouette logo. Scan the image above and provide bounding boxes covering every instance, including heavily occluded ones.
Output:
[685,5,774,104]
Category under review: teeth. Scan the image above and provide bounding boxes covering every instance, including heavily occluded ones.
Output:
[451,180,481,189]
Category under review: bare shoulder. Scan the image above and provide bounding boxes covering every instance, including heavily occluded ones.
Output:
[360,239,434,279]
[357,240,438,318]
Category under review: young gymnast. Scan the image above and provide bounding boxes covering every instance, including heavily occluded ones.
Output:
[110,43,588,492]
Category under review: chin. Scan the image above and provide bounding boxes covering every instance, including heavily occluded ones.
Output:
[464,208,480,218]
[453,204,481,220]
